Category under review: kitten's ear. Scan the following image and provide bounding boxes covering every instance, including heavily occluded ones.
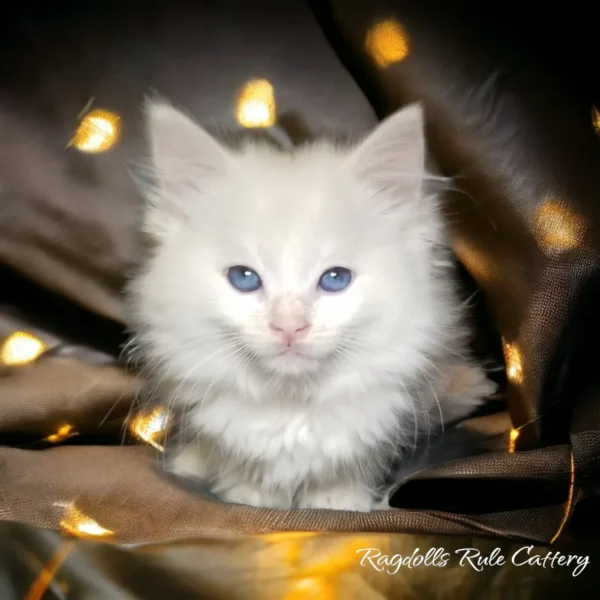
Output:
[142,101,233,238]
[346,103,426,206]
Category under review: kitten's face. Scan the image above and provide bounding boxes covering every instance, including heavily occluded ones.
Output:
[131,103,446,384]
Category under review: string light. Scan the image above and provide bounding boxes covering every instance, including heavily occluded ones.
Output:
[508,428,519,453]
[550,451,575,544]
[534,201,583,254]
[70,108,121,153]
[1,331,46,365]
[58,503,114,539]
[23,540,76,600]
[503,340,523,384]
[45,424,77,444]
[235,79,276,128]
[365,19,410,68]
[129,406,170,451]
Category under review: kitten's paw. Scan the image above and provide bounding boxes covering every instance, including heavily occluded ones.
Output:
[168,443,212,480]
[298,484,374,512]
[436,362,498,423]
[218,482,291,510]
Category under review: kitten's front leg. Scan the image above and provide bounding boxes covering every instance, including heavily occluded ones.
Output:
[434,361,498,423]
[169,444,292,509]
[216,480,293,510]
[298,479,374,512]
[168,441,213,481]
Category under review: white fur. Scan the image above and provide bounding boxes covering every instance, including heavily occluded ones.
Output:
[126,102,496,512]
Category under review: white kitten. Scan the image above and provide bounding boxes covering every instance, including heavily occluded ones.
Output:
[125,102,496,512]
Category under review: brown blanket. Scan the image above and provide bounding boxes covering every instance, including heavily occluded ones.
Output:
[1,0,599,551]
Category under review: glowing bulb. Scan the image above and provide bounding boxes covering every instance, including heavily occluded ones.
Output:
[235,79,276,128]
[70,109,121,153]
[508,428,519,453]
[1,331,46,365]
[534,201,583,254]
[129,407,169,451]
[45,424,77,444]
[365,19,409,68]
[503,340,523,384]
[58,503,113,539]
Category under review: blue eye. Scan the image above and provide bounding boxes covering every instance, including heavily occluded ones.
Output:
[227,266,262,292]
[318,267,352,292]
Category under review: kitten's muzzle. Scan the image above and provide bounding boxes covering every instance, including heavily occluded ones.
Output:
[268,320,311,347]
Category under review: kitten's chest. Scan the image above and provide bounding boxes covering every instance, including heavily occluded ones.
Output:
[191,385,400,480]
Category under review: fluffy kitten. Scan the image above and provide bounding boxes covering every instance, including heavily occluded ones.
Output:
[126,102,496,512]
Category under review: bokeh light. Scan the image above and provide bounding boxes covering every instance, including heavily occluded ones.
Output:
[235,79,276,128]
[503,340,523,385]
[534,201,583,254]
[59,503,114,539]
[284,576,337,600]
[508,428,519,453]
[1,331,46,365]
[365,19,410,68]
[259,534,385,600]
[45,424,77,444]
[129,406,170,451]
[70,108,121,153]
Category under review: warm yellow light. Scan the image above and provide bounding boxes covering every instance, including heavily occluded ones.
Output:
[508,428,519,453]
[534,201,583,254]
[305,538,379,577]
[452,237,491,283]
[284,577,337,600]
[235,79,276,128]
[24,539,76,600]
[70,109,121,153]
[265,535,383,600]
[262,532,319,565]
[129,406,170,451]
[592,106,600,134]
[45,424,77,444]
[1,331,46,365]
[365,19,409,68]
[503,340,523,384]
[59,504,113,539]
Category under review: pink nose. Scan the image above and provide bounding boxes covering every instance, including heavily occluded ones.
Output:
[269,321,311,346]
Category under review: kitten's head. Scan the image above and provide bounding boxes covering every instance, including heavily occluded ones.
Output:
[128,102,454,388]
